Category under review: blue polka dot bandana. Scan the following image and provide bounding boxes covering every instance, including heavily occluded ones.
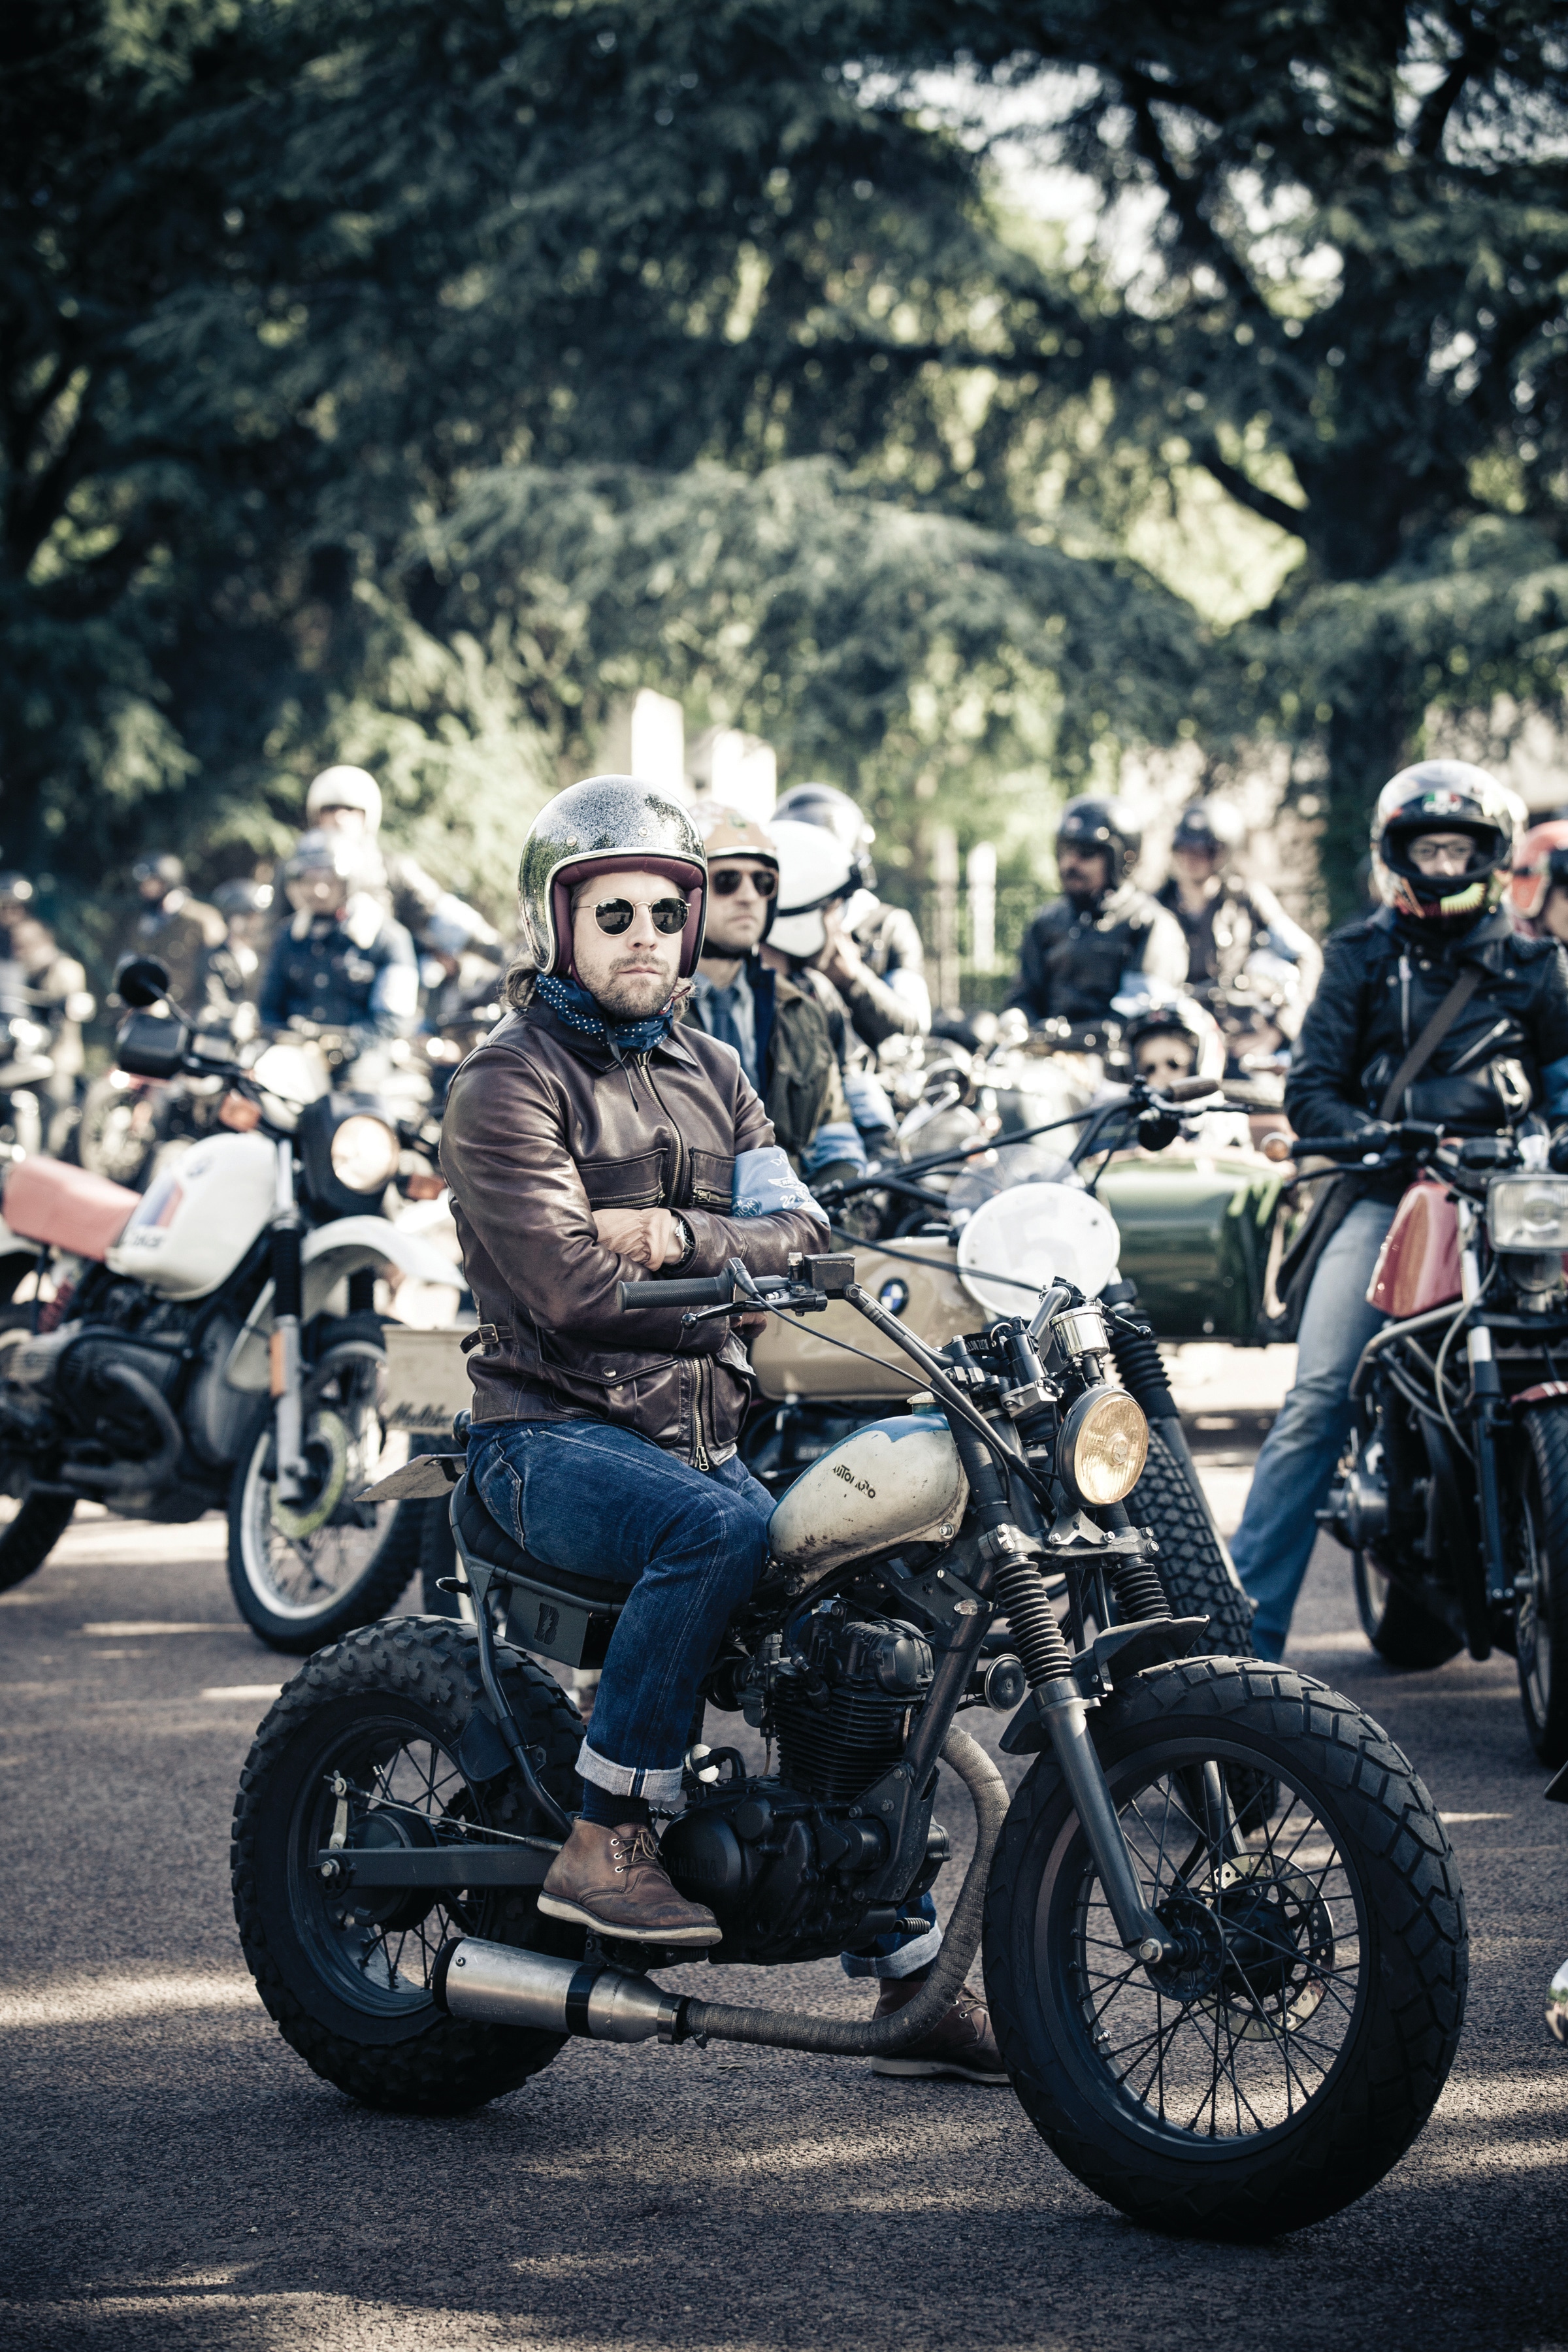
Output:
[535,972,678,1054]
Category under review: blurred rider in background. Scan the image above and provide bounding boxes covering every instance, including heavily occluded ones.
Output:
[259,832,418,1047]
[773,782,931,1049]
[1230,763,1567,1659]
[116,854,227,1014]
[1009,796,1186,1032]
[0,876,92,1127]
[304,766,502,971]
[203,878,274,1018]
[1511,818,1568,943]
[1154,798,1322,1009]
[683,807,864,1188]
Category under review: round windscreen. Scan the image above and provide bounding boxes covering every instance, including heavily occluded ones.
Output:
[955,1182,1121,1318]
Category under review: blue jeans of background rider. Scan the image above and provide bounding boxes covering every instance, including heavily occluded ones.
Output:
[1229,1194,1396,1659]
[468,1416,941,1978]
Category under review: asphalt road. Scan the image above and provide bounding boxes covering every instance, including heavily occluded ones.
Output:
[1,1358,1565,2352]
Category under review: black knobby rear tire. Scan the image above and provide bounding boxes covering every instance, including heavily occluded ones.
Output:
[0,1307,74,1593]
[1128,1422,1255,1657]
[231,1618,584,2113]
[983,1657,1466,2239]
[1352,1549,1462,1671]
[1517,1410,1568,1765]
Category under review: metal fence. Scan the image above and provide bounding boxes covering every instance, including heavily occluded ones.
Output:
[880,874,1045,1015]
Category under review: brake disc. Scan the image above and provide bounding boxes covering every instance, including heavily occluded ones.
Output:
[272,1409,350,1541]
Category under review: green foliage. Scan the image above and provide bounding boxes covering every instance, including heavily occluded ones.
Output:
[6,0,1568,940]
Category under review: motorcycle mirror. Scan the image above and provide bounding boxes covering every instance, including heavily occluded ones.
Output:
[114,954,172,1009]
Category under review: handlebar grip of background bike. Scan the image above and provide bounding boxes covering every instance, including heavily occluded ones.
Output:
[617,1275,740,1312]
[1161,1075,1222,1103]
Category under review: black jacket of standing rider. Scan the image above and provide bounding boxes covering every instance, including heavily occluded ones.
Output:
[1008,881,1188,1026]
[1284,905,1568,1198]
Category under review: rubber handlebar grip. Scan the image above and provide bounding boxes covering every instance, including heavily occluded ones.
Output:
[617,1276,738,1311]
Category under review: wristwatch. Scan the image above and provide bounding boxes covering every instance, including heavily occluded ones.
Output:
[668,1213,696,1269]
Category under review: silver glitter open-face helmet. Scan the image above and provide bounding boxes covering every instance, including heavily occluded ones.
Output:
[516,777,708,978]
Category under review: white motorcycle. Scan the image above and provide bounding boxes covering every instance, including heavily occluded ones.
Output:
[0,956,460,1648]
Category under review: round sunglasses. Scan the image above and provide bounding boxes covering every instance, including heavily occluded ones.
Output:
[711,866,779,898]
[593,896,690,936]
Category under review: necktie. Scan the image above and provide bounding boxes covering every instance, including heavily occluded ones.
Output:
[706,984,751,1081]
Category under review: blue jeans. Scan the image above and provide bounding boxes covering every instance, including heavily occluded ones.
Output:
[469,1416,941,1979]
[1230,1194,1396,1658]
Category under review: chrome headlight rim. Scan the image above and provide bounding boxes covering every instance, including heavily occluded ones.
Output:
[1058,1384,1150,1508]
[329,1111,401,1194]
[1486,1173,1568,1254]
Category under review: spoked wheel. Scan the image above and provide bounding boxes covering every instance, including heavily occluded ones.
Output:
[227,1337,415,1651]
[1127,1424,1255,1658]
[985,1658,1466,2238]
[1516,1411,1568,1765]
[77,1074,157,1186]
[1352,1548,1463,1671]
[233,1620,584,2112]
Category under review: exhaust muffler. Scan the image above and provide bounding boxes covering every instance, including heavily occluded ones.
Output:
[431,1938,686,2044]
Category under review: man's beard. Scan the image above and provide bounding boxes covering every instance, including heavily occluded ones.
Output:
[592,965,674,1020]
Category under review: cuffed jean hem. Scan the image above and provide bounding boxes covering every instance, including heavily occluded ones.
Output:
[840,1893,941,1980]
[576,1739,687,1810]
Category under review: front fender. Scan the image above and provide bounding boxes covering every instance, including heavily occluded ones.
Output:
[225,1217,463,1391]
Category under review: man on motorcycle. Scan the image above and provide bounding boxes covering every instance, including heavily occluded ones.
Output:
[683,806,864,1186]
[1154,798,1322,1012]
[258,833,419,1045]
[774,782,931,1048]
[440,777,1004,2076]
[1009,797,1187,1030]
[1230,762,1568,1658]
[1511,819,1568,941]
[305,766,502,968]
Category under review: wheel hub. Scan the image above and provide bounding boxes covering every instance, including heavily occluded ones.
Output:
[272,1410,350,1541]
[335,1808,438,1933]
[1143,1891,1226,2002]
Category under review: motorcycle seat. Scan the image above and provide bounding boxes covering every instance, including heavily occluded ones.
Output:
[449,1473,630,1671]
[3,1156,140,1262]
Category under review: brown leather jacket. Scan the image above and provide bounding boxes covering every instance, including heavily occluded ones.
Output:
[439,999,828,1465]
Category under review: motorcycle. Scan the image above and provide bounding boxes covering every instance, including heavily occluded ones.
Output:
[742,1071,1266,1659]
[0,956,461,1649]
[0,958,92,1161]
[1314,1119,1568,1763]
[232,1245,1465,2237]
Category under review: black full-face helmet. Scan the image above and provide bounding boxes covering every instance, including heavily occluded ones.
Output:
[1056,796,1141,893]
[773,782,877,889]
[516,777,708,980]
[1171,798,1247,869]
[1370,761,1522,936]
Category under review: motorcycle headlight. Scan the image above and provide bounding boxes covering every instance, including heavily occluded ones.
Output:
[1059,1387,1149,1507]
[329,1113,400,1193]
[1487,1175,1568,1253]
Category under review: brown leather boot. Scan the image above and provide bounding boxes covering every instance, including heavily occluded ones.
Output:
[868,1967,1009,2083]
[538,1821,722,1946]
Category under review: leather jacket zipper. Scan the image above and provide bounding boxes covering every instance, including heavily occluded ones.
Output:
[644,1056,687,1205]
[1449,1017,1512,1074]
[1399,953,1411,1051]
[692,1354,711,1471]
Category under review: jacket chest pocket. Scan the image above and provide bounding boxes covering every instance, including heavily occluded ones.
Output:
[688,1149,734,1211]
[577,1147,667,1209]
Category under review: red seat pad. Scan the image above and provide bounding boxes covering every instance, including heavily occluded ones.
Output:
[4,1157,140,1261]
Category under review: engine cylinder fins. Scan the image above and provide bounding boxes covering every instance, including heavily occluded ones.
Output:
[431,1940,684,2044]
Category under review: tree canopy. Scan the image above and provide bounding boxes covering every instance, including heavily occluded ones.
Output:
[5,1,1567,929]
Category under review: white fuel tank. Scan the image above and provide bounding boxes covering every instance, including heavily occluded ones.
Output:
[768,1413,969,1578]
[106,1131,278,1301]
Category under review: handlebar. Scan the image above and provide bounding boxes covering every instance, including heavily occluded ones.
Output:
[618,1275,744,1312]
[1290,1122,1445,1162]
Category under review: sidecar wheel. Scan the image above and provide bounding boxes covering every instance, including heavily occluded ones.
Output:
[1128,1423,1254,1656]
[232,1619,583,2114]
[983,1656,1465,2239]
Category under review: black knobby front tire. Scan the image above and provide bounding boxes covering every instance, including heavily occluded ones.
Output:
[1352,1549,1462,1671]
[232,1618,584,2114]
[1517,1409,1568,1766]
[983,1657,1466,2239]
[1129,1422,1255,1657]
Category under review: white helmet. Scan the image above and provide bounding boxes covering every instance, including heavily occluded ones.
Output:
[767,819,855,959]
[306,765,383,832]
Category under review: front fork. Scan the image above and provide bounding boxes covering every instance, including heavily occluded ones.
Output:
[269,1141,307,1504]
[1456,1201,1508,1659]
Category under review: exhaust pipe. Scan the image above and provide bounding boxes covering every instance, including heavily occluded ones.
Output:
[431,1938,685,2044]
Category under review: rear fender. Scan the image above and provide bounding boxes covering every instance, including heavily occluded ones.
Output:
[224,1217,463,1391]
